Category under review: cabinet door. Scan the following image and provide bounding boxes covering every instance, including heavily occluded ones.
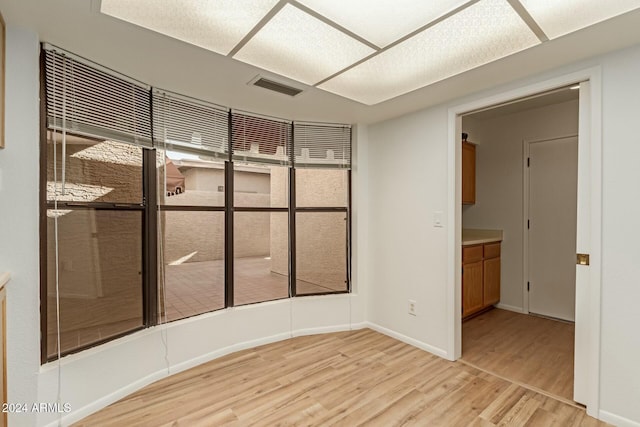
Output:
[462,260,483,317]
[462,142,476,204]
[483,256,501,306]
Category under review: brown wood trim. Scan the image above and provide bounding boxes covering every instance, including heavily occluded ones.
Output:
[462,305,495,322]
[39,46,49,365]
[289,166,296,297]
[45,326,146,363]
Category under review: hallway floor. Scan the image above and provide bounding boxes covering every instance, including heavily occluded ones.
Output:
[462,308,575,402]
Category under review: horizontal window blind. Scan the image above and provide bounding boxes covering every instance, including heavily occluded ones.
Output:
[231,111,292,166]
[152,89,229,157]
[293,122,351,168]
[44,46,152,147]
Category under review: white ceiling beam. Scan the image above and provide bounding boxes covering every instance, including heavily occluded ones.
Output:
[288,0,381,51]
[227,0,289,57]
[506,0,549,42]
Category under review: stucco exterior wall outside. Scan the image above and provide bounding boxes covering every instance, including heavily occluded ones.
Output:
[46,139,145,356]
[270,168,349,290]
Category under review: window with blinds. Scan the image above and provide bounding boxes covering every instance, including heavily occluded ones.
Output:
[41,44,354,363]
[293,122,351,169]
[231,111,292,165]
[152,89,229,157]
[44,46,152,147]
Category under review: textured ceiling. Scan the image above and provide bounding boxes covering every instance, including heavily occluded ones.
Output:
[1,0,640,124]
[99,0,640,105]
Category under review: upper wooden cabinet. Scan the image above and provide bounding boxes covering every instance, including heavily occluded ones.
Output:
[462,141,476,204]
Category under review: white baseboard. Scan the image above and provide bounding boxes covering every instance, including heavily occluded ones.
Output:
[45,369,167,427]
[364,322,448,359]
[293,323,366,337]
[599,410,640,427]
[495,303,526,314]
[169,332,293,376]
[349,321,368,331]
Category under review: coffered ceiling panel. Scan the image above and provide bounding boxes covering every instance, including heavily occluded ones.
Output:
[233,4,376,85]
[99,0,640,106]
[295,0,469,47]
[319,0,540,105]
[519,0,640,39]
[100,0,280,55]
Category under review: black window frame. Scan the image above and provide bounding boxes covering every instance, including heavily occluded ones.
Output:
[39,45,352,364]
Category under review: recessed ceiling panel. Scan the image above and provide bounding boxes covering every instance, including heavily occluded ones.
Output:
[320,0,540,105]
[519,0,640,39]
[234,4,376,85]
[296,0,470,47]
[100,0,279,55]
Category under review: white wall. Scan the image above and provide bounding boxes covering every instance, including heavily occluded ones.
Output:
[0,26,41,427]
[367,107,450,356]
[368,44,640,425]
[598,45,640,427]
[462,100,579,312]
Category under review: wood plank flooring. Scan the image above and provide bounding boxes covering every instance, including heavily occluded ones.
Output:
[462,309,574,402]
[75,328,608,426]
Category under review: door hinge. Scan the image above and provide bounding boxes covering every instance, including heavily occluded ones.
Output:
[527,281,530,291]
[527,157,530,167]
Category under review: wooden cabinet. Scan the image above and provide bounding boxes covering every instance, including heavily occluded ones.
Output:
[462,242,500,319]
[462,141,476,205]
[462,261,483,318]
[483,243,501,306]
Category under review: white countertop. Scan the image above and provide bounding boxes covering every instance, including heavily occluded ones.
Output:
[462,229,503,246]
[0,272,10,289]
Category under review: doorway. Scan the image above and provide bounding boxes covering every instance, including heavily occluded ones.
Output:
[460,88,579,402]
[447,68,602,418]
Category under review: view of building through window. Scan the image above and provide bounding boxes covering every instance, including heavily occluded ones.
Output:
[42,47,351,360]
[45,133,351,358]
[45,133,144,358]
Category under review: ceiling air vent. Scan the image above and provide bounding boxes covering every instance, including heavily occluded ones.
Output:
[250,76,303,97]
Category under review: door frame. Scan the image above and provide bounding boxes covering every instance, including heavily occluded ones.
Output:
[446,67,602,417]
[522,134,578,317]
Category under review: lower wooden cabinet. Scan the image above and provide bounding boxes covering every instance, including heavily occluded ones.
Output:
[483,256,501,306]
[462,260,483,318]
[462,242,501,319]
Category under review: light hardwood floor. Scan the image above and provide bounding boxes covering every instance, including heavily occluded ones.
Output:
[75,328,607,426]
[462,308,575,402]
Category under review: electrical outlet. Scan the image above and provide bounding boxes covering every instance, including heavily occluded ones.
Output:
[408,300,417,316]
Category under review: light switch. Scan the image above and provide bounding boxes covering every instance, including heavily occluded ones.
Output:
[434,211,444,228]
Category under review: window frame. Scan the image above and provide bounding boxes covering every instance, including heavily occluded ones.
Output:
[290,169,351,297]
[40,133,153,363]
[39,46,353,364]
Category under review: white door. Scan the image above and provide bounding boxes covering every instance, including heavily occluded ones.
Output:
[573,81,593,407]
[528,136,578,322]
